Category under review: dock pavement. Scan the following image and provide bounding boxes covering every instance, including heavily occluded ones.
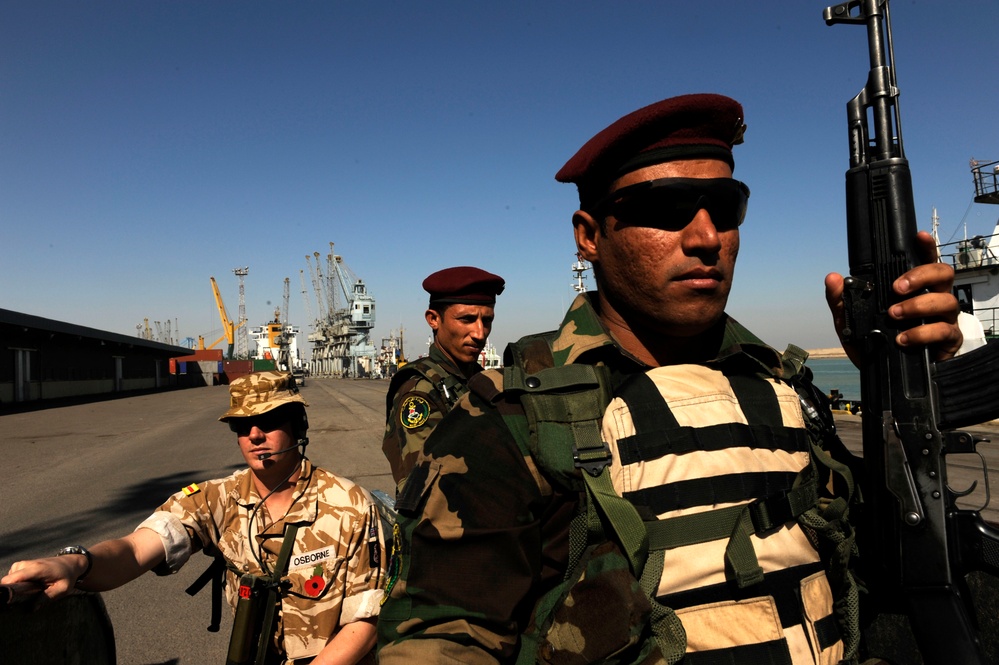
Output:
[1,378,998,663]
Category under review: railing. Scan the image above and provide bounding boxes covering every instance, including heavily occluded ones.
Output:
[974,306,999,340]
[971,159,999,204]
[938,231,999,272]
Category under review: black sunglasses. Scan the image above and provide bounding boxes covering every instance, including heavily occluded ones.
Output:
[228,409,291,436]
[588,177,750,231]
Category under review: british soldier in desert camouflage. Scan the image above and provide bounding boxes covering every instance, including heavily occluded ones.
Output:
[4,370,386,664]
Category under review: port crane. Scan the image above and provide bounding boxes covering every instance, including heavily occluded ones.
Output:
[198,276,245,359]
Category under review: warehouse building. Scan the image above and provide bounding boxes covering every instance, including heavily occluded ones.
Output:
[0,308,195,409]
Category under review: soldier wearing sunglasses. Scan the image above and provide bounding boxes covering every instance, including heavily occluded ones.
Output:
[5,371,387,665]
[376,94,961,665]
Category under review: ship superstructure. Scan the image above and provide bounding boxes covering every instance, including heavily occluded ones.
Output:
[303,242,377,377]
[935,159,999,341]
[375,329,405,379]
[249,313,302,372]
[479,342,501,369]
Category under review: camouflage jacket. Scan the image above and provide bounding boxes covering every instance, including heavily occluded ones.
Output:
[376,293,845,665]
[137,458,386,662]
[381,343,483,494]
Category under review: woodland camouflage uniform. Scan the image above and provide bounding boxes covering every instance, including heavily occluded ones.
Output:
[381,343,482,494]
[382,265,503,496]
[376,293,858,665]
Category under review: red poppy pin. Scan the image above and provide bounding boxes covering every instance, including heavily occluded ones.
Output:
[304,565,325,597]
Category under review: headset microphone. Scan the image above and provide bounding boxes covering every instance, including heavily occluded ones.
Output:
[256,437,308,461]
[257,446,294,460]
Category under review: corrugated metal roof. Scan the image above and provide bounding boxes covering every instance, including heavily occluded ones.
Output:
[0,308,191,355]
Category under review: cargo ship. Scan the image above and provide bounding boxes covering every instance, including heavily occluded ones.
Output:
[249,310,304,373]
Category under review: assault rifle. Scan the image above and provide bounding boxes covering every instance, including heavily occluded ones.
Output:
[824,1,999,662]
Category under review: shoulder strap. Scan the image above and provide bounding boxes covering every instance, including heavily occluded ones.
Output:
[505,334,688,663]
[185,556,227,632]
[386,359,467,417]
[502,334,648,577]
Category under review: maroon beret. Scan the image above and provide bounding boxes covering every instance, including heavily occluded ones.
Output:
[555,93,746,207]
[423,266,505,306]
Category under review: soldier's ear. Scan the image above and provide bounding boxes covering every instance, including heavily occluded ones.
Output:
[425,309,441,331]
[573,210,601,262]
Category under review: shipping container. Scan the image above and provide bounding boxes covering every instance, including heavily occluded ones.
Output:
[222,360,254,385]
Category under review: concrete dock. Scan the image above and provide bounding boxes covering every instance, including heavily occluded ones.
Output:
[2,378,998,663]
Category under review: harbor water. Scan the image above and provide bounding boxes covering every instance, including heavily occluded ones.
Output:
[806,357,861,402]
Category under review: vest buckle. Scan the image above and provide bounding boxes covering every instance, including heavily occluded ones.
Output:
[573,441,612,477]
[748,488,795,534]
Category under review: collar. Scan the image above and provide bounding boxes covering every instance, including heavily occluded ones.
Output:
[552,292,784,377]
[710,317,786,379]
[232,458,319,534]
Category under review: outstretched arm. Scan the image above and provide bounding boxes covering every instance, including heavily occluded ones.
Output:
[825,230,962,365]
[313,618,377,665]
[2,528,166,600]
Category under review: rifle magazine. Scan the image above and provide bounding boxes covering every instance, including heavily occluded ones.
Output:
[934,343,999,429]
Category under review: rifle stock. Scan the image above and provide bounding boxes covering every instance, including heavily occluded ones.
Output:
[824,1,999,662]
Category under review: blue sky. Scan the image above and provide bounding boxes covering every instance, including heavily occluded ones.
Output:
[3,1,998,360]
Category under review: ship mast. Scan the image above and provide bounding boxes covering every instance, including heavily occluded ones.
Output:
[571,252,590,293]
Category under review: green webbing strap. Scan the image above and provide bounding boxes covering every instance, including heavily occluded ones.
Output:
[727,510,766,588]
[438,372,468,408]
[387,359,468,416]
[638,534,687,664]
[781,344,809,379]
[646,505,745,550]
[511,362,650,577]
[581,468,650,577]
[504,362,605,394]
[643,478,820,589]
[253,523,300,665]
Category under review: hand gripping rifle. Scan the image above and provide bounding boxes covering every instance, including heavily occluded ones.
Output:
[225,524,298,665]
[823,1,999,662]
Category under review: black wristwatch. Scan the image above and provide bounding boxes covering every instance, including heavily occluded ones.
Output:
[57,545,93,582]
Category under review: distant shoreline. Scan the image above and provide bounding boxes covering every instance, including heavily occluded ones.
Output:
[805,347,848,359]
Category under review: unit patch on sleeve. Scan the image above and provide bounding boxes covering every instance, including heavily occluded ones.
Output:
[400,395,431,429]
[182,483,201,496]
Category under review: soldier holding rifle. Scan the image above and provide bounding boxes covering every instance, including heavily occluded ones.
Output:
[4,371,386,665]
[377,93,961,665]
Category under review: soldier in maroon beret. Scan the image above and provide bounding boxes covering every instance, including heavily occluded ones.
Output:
[381,266,504,495]
[378,95,962,664]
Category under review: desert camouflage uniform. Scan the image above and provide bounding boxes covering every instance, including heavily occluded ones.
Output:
[138,458,386,662]
[377,292,851,664]
[381,343,483,494]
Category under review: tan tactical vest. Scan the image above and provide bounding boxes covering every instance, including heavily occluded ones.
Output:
[603,365,844,665]
[500,334,861,665]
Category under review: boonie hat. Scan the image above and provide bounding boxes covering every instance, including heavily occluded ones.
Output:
[218,370,308,421]
[423,266,505,306]
[556,93,746,208]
